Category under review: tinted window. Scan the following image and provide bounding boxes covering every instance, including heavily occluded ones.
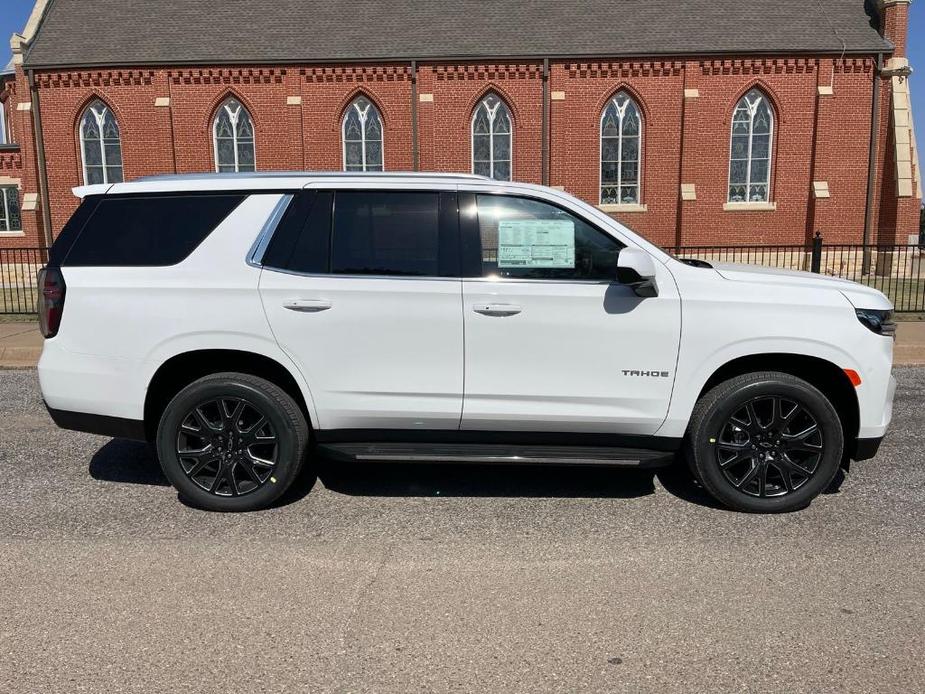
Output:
[474,195,622,280]
[287,191,334,274]
[262,191,334,274]
[332,191,445,277]
[64,194,245,267]
[48,196,102,267]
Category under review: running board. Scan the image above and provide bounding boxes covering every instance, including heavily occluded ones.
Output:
[316,443,675,468]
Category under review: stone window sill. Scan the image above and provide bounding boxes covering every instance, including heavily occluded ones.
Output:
[0,230,25,237]
[597,203,648,213]
[723,201,777,212]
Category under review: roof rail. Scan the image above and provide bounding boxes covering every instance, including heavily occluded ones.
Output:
[134,171,490,182]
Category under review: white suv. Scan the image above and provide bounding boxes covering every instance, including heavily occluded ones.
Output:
[37,173,896,513]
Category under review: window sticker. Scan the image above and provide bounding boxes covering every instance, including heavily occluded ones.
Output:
[497,219,575,268]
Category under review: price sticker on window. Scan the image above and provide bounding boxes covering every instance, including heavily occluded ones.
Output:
[497,219,575,268]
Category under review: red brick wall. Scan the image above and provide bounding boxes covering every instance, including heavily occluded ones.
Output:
[0,69,42,249]
[5,52,920,251]
[880,1,910,58]
[550,61,683,247]
[420,63,544,184]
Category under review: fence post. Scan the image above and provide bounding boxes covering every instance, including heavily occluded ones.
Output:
[811,231,823,274]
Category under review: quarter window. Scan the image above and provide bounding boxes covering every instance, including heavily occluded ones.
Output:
[79,99,123,185]
[729,89,774,203]
[343,96,383,172]
[213,98,256,173]
[0,186,21,231]
[472,94,512,181]
[63,194,245,267]
[600,93,642,205]
[473,195,622,281]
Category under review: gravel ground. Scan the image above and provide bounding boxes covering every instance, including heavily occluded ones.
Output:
[1,368,923,693]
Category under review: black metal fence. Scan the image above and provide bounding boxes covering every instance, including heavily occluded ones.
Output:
[0,247,47,315]
[1,239,923,315]
[672,236,925,312]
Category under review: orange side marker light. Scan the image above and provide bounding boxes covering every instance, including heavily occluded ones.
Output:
[844,369,862,387]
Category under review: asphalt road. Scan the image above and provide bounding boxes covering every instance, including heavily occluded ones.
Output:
[1,369,923,693]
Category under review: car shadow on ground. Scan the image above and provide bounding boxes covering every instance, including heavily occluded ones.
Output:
[88,438,725,509]
[89,439,170,486]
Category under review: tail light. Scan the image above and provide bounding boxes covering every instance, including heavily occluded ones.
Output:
[37,267,66,338]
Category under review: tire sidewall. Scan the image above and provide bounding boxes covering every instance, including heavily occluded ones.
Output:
[156,377,303,511]
[694,378,843,513]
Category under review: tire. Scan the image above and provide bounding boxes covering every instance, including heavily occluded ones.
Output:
[155,372,309,512]
[684,371,843,513]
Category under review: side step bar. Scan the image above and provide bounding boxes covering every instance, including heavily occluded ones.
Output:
[316,443,675,468]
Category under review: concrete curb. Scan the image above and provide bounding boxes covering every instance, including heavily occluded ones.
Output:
[0,346,43,369]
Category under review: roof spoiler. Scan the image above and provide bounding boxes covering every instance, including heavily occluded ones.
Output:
[72,183,111,198]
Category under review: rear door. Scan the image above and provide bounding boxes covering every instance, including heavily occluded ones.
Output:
[259,188,464,430]
[458,190,681,435]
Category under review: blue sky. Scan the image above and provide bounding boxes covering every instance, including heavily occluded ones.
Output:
[0,0,31,67]
[0,0,922,147]
[909,2,924,158]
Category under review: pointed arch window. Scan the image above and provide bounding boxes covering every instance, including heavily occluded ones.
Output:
[472,93,512,181]
[600,92,642,205]
[79,99,123,185]
[343,96,383,172]
[213,98,255,173]
[729,89,774,203]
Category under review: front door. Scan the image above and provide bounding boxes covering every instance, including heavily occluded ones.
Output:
[259,189,464,430]
[459,192,681,435]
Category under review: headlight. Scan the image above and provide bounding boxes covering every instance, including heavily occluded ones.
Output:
[855,308,896,338]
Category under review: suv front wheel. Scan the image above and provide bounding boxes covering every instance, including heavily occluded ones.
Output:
[685,371,844,513]
[156,372,309,512]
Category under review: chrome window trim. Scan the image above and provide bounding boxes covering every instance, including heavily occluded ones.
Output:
[260,265,461,282]
[259,265,614,286]
[246,193,293,268]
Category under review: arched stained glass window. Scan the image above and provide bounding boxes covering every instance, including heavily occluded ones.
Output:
[472,93,512,181]
[600,92,642,205]
[729,89,774,203]
[79,99,123,185]
[213,98,255,173]
[343,96,383,171]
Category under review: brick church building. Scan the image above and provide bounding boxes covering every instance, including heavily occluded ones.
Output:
[0,0,919,251]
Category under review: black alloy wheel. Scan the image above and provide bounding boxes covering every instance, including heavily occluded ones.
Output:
[715,395,823,498]
[156,372,309,512]
[685,371,844,513]
[176,396,279,498]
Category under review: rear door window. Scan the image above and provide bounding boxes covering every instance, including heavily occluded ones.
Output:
[63,194,245,267]
[331,191,457,277]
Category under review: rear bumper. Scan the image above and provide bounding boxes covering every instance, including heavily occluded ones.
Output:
[45,402,147,441]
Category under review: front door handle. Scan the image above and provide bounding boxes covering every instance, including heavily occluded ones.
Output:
[473,303,522,317]
[283,299,332,313]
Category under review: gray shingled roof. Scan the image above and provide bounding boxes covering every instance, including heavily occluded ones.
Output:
[23,0,891,69]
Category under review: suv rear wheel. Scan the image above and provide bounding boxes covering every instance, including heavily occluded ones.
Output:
[685,371,844,513]
[156,372,309,512]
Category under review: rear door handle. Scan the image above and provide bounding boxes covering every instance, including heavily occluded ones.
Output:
[473,303,522,317]
[283,299,332,313]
